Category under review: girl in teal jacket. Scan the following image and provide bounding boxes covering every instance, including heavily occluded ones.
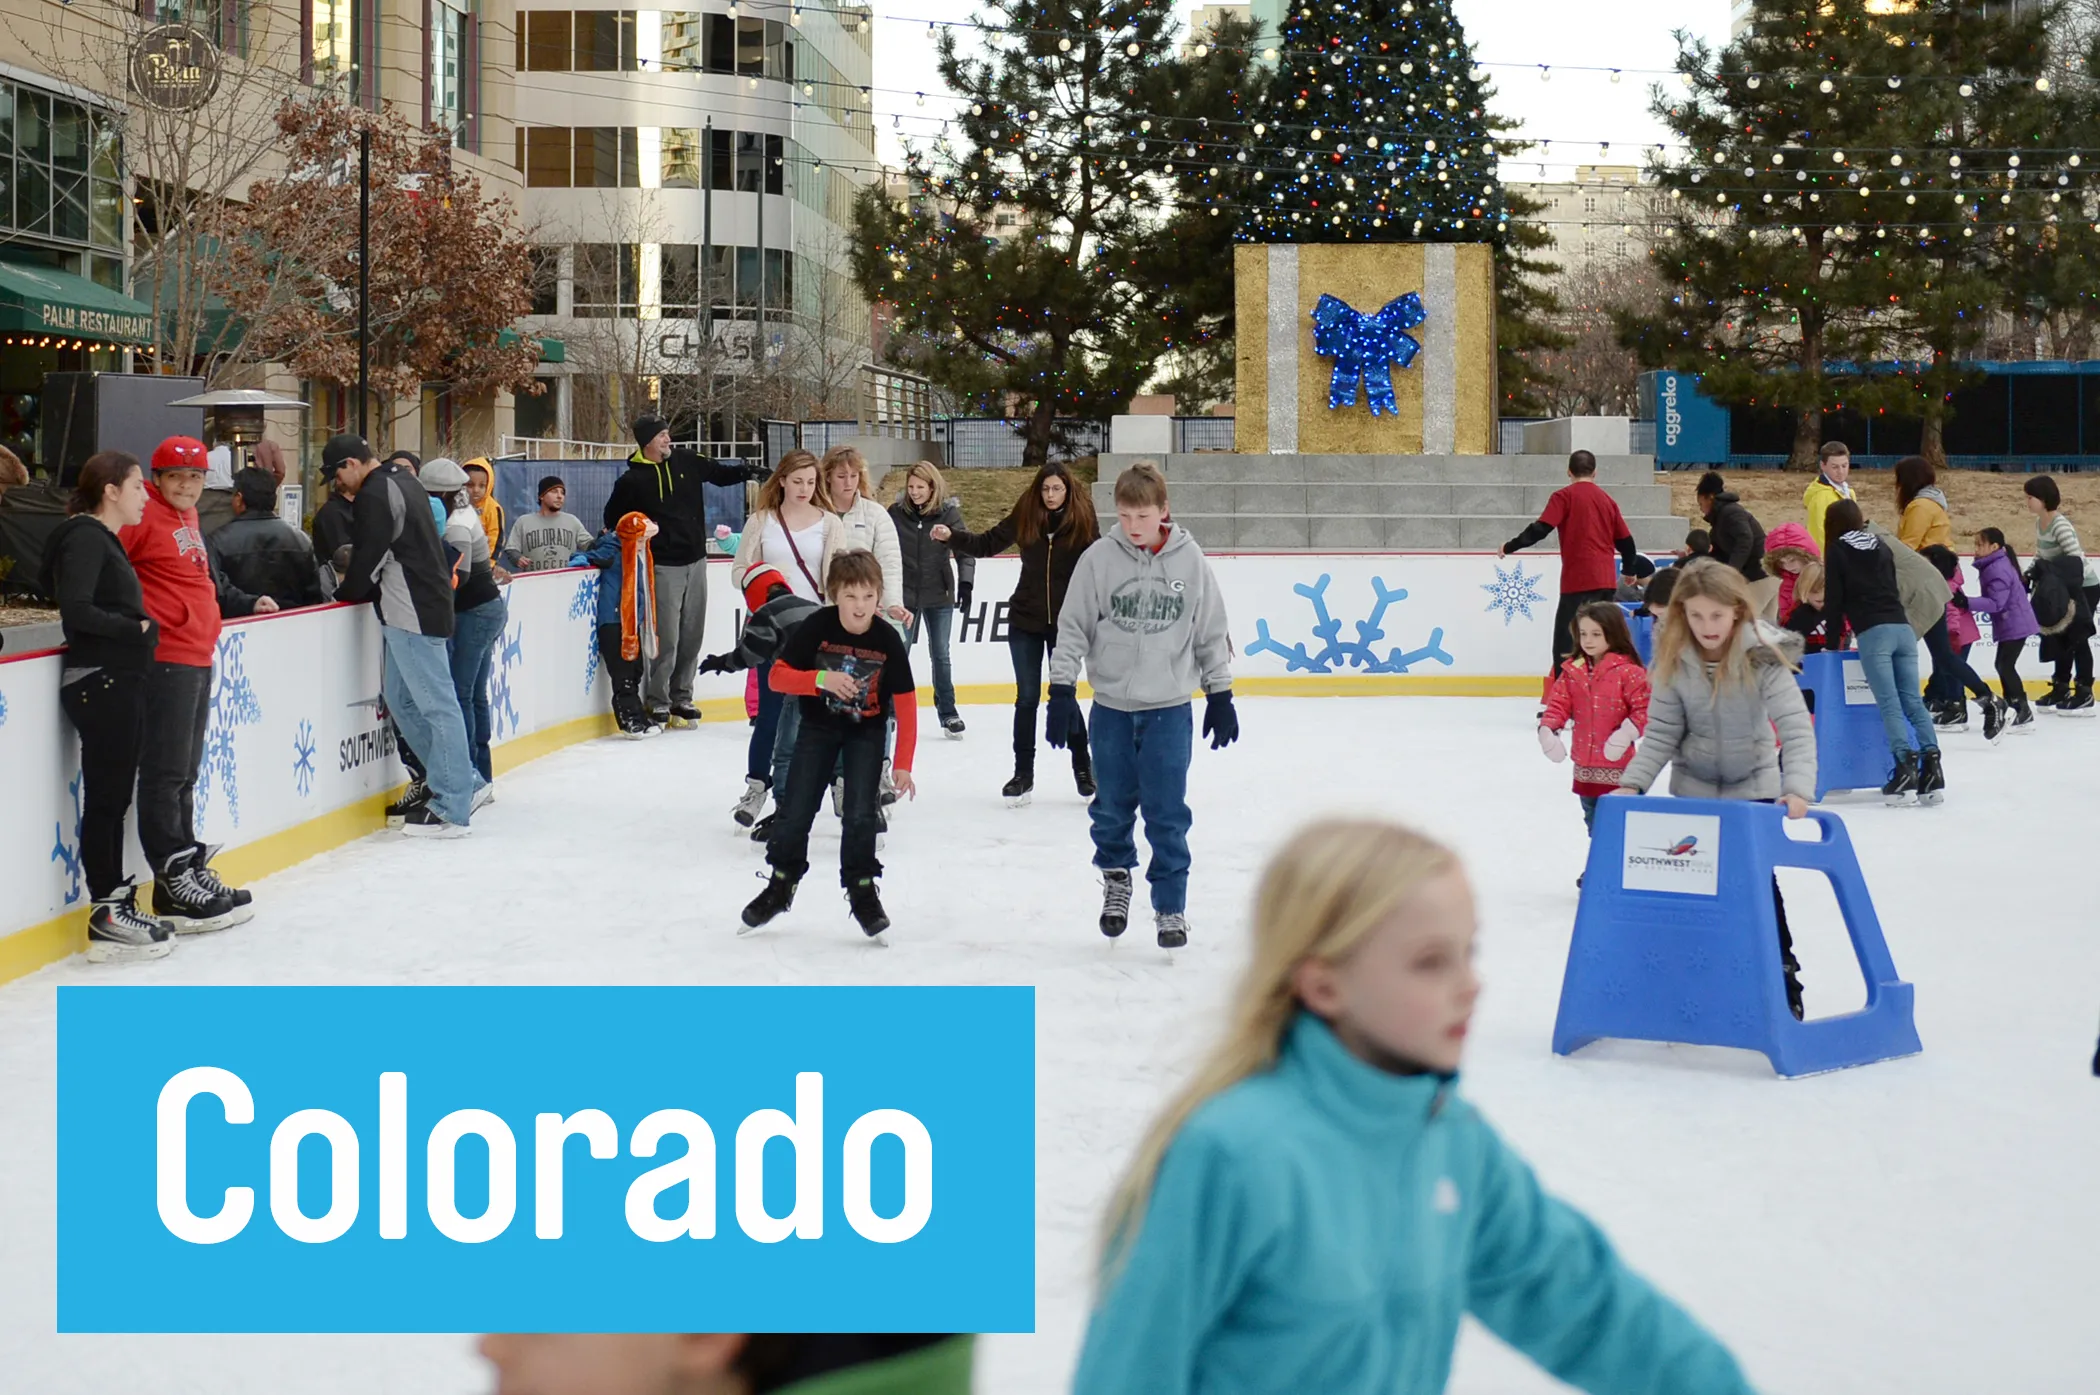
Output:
[1073,820,1757,1395]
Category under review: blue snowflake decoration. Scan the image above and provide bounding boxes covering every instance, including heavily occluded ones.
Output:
[292,719,317,798]
[1312,292,1426,414]
[1246,574,1454,675]
[50,769,83,906]
[489,618,525,742]
[0,686,9,726]
[570,574,601,693]
[195,631,262,827]
[1480,561,1547,627]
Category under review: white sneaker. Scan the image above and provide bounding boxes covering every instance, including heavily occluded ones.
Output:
[733,776,770,827]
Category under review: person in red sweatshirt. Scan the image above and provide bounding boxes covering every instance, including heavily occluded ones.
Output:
[1500,449,1654,692]
[121,436,276,933]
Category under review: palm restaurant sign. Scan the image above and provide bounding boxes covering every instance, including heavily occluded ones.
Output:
[131,25,222,113]
[37,301,153,342]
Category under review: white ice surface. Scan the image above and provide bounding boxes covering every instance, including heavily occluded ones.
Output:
[3,696,2097,1394]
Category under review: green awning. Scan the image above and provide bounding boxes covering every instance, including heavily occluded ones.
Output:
[497,327,565,364]
[0,261,156,346]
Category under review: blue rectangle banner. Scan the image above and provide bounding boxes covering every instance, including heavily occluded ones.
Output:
[58,986,1035,1333]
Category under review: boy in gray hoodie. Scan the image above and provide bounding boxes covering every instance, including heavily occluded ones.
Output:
[1047,462,1237,949]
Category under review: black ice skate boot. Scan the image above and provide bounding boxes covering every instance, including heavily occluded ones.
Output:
[86,880,174,964]
[1002,756,1035,807]
[2035,682,2065,709]
[1932,698,1968,732]
[1071,741,1096,799]
[1915,748,1946,806]
[152,847,251,934]
[1980,695,2007,744]
[385,777,430,829]
[847,879,890,938]
[1881,750,1920,807]
[1155,912,1191,950]
[2009,693,2037,732]
[1782,947,1806,1022]
[191,843,252,912]
[2058,681,2096,715]
[1098,869,1132,938]
[741,869,799,930]
[748,811,776,843]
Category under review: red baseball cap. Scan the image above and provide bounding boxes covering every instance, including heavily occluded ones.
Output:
[151,436,209,474]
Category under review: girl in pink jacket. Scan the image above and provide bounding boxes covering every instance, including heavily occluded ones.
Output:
[1539,602,1651,881]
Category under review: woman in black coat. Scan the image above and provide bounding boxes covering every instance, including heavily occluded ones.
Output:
[888,460,974,736]
[39,451,174,962]
[931,460,1101,804]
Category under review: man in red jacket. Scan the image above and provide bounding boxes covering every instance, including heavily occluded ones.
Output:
[1500,450,1653,693]
[121,436,278,933]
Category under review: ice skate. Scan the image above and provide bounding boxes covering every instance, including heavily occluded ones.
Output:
[615,707,654,739]
[1881,751,1920,807]
[1099,869,1132,938]
[1155,912,1190,951]
[732,776,770,827]
[385,777,429,829]
[2057,681,2095,715]
[941,714,966,738]
[470,782,495,814]
[1980,695,2007,744]
[152,848,252,933]
[1932,700,1967,732]
[2035,683,2065,709]
[749,812,776,843]
[1002,761,1034,808]
[1915,749,1946,807]
[847,878,890,939]
[2009,694,2037,732]
[85,880,175,964]
[1072,743,1096,799]
[668,702,702,729]
[830,777,845,819]
[190,843,252,911]
[400,804,471,839]
[740,869,798,931]
[1782,949,1806,1022]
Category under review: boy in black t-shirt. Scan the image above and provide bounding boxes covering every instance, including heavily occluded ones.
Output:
[742,550,919,937]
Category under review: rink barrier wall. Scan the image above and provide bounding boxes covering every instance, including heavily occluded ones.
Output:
[0,551,2051,984]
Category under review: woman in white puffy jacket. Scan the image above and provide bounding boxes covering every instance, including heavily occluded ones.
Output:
[821,445,907,624]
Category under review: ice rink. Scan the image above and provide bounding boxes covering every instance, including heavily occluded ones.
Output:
[3,694,2097,1394]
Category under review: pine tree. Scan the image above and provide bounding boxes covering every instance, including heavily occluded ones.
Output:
[1242,0,1504,242]
[848,0,1240,469]
[1619,0,2086,469]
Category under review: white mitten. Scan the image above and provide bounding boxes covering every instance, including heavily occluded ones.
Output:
[1537,725,1567,763]
[1602,718,1640,761]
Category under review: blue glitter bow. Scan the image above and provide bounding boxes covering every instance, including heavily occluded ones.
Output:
[1311,291,1427,415]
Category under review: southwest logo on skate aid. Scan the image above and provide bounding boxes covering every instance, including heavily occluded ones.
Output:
[1618,811,1722,897]
[1108,577,1187,634]
[1625,835,1703,874]
[56,986,1034,1332]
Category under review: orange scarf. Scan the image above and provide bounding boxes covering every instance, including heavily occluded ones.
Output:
[616,511,656,662]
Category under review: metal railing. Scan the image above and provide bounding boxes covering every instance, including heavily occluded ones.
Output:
[499,435,763,462]
[858,364,935,439]
[1171,416,1236,452]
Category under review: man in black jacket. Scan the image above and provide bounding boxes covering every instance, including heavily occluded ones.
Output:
[330,433,479,837]
[603,414,768,726]
[310,457,359,564]
[211,468,326,610]
[1695,471,1768,582]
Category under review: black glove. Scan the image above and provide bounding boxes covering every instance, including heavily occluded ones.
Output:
[1045,684,1084,750]
[957,582,974,611]
[1202,690,1240,750]
[744,459,772,483]
[698,652,734,675]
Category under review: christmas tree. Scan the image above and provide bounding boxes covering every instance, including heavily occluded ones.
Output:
[1240,0,1506,243]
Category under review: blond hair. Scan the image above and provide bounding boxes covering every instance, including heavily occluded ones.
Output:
[755,448,834,515]
[1652,558,1790,688]
[1099,819,1458,1271]
[1114,460,1169,509]
[897,459,946,514]
[821,445,873,507]
[1795,560,1825,605]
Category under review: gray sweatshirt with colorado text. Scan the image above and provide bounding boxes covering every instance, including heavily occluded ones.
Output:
[1051,523,1233,711]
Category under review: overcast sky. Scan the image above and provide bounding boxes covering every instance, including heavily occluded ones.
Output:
[866,0,1735,179]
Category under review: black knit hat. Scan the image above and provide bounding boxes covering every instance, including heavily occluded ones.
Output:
[537,474,566,500]
[633,414,670,449]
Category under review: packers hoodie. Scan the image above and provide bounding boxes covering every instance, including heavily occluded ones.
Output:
[119,480,258,668]
[1051,523,1233,712]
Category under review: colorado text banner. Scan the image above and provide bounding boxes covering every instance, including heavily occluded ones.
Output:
[58,986,1035,1333]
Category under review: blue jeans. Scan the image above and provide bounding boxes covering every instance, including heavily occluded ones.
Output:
[1087,702,1194,914]
[1011,628,1083,760]
[1854,623,1939,756]
[1579,794,1599,835]
[382,625,478,826]
[750,661,784,783]
[910,605,958,720]
[449,596,507,784]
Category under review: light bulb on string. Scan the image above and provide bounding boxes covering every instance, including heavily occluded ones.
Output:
[1539,65,1551,82]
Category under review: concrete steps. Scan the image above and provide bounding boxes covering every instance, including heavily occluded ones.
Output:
[1091,452,1685,553]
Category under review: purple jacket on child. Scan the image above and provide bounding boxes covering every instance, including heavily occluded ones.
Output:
[1968,547,2039,644]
